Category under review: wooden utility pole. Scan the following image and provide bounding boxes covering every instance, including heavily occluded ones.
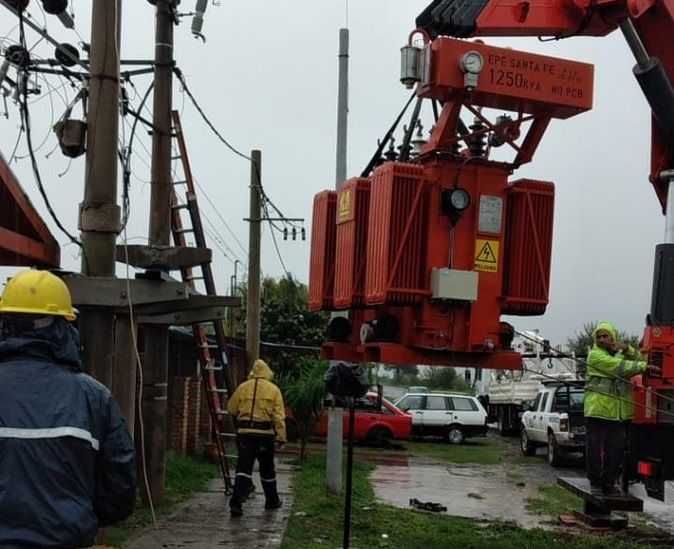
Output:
[79,0,121,389]
[142,0,174,506]
[245,150,262,371]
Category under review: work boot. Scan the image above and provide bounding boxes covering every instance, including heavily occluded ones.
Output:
[264,498,283,510]
[229,497,243,517]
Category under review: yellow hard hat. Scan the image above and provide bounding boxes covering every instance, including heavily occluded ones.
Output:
[0,270,76,321]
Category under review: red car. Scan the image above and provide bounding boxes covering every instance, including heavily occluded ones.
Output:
[287,392,412,445]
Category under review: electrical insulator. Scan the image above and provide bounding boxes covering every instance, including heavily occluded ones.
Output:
[7,0,29,11]
[283,227,288,241]
[41,0,74,28]
[1,45,29,85]
[291,227,297,241]
[192,0,208,39]
[467,117,487,157]
[42,0,65,13]
[384,138,398,161]
[54,43,79,68]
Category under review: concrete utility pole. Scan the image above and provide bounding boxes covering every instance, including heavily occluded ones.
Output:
[142,0,175,506]
[245,150,262,373]
[326,28,350,493]
[335,28,349,186]
[79,0,122,389]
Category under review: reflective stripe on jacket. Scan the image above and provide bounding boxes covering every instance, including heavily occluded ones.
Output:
[584,321,646,421]
[0,319,136,548]
[227,359,287,443]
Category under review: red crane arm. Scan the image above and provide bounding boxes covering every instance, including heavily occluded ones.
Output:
[416,0,674,208]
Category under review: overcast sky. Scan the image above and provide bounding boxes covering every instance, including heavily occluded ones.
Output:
[0,1,663,347]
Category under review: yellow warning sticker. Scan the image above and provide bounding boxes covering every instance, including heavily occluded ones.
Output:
[337,189,351,222]
[475,239,499,273]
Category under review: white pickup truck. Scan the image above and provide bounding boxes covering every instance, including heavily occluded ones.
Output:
[519,382,586,467]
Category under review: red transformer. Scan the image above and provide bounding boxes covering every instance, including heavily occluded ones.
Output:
[309,37,593,369]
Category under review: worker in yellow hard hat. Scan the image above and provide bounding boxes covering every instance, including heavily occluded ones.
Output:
[0,269,136,547]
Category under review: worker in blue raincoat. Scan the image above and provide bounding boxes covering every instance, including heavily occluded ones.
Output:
[0,270,136,548]
[585,321,659,495]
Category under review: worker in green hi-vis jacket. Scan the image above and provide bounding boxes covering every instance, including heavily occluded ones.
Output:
[585,321,660,496]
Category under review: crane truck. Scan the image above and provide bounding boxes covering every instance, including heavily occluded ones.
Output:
[414,0,674,503]
[308,0,674,503]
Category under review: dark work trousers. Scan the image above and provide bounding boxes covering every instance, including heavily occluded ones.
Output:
[230,433,280,510]
[586,417,627,487]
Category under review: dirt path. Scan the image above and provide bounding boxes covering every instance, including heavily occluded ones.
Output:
[123,461,294,548]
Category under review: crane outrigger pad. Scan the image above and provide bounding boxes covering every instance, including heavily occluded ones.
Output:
[558,477,643,529]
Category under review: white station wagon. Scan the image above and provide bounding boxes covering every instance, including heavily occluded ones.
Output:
[394,392,488,444]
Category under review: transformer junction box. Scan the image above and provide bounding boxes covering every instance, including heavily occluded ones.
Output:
[430,268,478,301]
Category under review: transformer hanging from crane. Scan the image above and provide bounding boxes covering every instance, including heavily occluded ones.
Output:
[309,35,594,370]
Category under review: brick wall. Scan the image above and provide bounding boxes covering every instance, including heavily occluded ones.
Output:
[168,376,201,456]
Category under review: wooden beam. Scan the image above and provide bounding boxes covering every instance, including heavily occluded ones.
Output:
[115,244,212,270]
[62,275,188,307]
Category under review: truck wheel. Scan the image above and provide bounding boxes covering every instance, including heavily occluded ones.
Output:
[497,408,509,436]
[447,425,465,444]
[520,428,536,456]
[547,432,563,467]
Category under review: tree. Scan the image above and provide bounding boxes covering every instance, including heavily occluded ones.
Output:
[230,274,329,346]
[422,367,470,392]
[277,356,326,460]
[566,321,640,356]
[383,364,419,385]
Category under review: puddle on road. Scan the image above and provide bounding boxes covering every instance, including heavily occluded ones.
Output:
[371,456,570,529]
[370,454,674,533]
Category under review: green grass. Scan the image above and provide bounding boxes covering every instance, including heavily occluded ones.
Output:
[404,437,507,465]
[105,451,220,548]
[281,453,663,549]
[526,484,583,517]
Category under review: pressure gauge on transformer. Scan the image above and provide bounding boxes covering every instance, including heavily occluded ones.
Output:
[450,188,470,211]
[460,51,484,74]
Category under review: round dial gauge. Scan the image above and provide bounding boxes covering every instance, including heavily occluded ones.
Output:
[450,188,470,210]
[460,51,484,74]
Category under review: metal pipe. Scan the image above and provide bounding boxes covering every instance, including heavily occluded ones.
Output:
[619,19,650,69]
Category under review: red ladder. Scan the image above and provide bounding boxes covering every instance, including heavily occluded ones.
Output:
[169,109,235,493]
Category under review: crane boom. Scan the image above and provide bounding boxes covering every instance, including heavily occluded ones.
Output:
[416,0,674,209]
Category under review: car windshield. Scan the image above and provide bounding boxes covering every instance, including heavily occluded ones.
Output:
[396,395,424,412]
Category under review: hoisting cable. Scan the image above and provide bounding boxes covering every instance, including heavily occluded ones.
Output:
[513,329,674,421]
[360,91,416,177]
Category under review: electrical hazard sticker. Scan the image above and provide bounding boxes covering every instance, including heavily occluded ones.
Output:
[337,189,352,223]
[475,239,499,273]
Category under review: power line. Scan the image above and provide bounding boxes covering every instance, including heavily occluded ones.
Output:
[16,13,80,247]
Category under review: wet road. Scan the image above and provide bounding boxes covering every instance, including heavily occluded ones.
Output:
[371,453,570,529]
[370,435,674,533]
[123,462,294,548]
